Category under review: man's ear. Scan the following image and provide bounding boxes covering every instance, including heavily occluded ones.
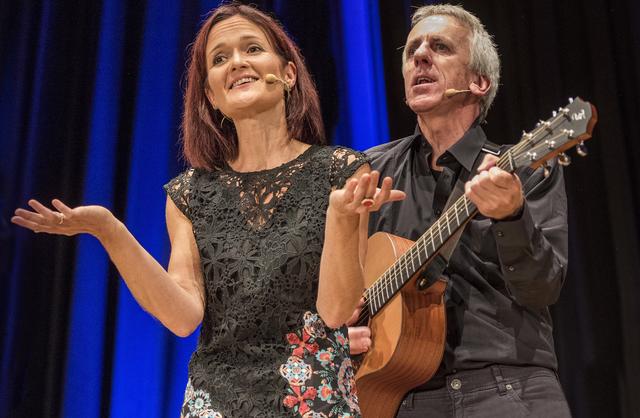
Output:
[469,75,491,97]
[283,61,297,90]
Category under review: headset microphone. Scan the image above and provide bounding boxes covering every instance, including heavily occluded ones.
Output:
[444,88,471,98]
[265,74,291,93]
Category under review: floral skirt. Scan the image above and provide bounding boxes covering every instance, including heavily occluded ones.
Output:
[180,311,360,418]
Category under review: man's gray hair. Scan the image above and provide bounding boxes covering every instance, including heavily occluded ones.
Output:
[410,4,500,121]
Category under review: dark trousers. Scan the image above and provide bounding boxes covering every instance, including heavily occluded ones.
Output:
[395,365,571,418]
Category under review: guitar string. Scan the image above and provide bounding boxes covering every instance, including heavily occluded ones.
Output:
[355,115,573,324]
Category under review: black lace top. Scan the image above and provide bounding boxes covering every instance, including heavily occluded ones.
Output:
[165,145,368,418]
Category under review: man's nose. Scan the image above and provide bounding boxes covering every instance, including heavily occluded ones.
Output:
[414,41,432,65]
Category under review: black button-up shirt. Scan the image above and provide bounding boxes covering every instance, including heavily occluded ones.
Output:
[366,124,568,379]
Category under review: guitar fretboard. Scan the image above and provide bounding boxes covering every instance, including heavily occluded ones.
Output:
[365,194,479,316]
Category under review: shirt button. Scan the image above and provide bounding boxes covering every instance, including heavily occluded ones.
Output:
[450,378,462,390]
[496,231,504,237]
[507,265,516,272]
[505,384,513,390]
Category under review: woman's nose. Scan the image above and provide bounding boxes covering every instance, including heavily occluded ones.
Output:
[229,49,248,70]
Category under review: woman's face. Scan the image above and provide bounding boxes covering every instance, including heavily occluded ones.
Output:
[204,16,295,119]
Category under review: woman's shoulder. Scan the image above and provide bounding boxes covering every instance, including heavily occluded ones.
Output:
[165,168,196,192]
[309,145,367,165]
[306,145,369,188]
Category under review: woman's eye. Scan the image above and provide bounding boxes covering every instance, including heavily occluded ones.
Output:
[212,55,226,65]
[434,43,449,52]
[247,45,263,53]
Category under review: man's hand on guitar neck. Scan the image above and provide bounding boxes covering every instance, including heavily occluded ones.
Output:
[465,154,525,221]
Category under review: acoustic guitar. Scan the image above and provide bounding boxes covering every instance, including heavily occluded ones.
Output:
[354,98,598,418]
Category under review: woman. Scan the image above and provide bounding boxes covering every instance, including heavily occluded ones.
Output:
[12,4,403,418]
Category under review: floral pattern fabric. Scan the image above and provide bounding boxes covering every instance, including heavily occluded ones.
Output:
[280,312,360,417]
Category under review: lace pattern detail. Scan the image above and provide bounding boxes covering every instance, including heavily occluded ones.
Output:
[164,168,195,218]
[164,146,367,417]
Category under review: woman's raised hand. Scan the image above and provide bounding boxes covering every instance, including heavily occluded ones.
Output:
[12,199,117,240]
[329,170,405,216]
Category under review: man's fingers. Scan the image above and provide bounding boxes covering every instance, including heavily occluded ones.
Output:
[477,154,498,172]
[348,326,372,354]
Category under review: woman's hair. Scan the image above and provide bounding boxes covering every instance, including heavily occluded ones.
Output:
[182,3,325,170]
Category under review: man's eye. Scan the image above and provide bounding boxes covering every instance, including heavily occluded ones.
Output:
[434,43,449,52]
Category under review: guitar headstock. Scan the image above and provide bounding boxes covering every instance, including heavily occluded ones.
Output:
[505,97,598,172]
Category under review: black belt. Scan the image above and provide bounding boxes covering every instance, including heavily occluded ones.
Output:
[410,364,556,393]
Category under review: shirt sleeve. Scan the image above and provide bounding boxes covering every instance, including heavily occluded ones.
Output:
[490,161,568,308]
[329,147,370,189]
[163,168,195,220]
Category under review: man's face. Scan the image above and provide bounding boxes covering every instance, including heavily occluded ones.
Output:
[402,15,474,115]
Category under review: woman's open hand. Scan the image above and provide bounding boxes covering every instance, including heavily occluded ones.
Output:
[329,170,405,217]
[12,199,117,240]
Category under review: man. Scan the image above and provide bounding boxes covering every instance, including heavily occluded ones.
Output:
[350,4,572,417]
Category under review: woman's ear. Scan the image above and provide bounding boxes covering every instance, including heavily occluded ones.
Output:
[283,61,297,90]
[469,75,491,97]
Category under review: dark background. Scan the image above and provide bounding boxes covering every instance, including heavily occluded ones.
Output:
[1,0,638,417]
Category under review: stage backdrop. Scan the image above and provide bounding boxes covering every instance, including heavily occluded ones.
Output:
[1,0,638,417]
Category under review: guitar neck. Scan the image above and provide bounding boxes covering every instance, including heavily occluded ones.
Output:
[366,193,478,316]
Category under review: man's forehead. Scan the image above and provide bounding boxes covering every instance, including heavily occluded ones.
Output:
[406,15,468,43]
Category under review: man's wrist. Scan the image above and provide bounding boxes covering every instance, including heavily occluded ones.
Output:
[495,203,524,222]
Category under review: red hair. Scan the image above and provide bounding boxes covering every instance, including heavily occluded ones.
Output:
[182,3,326,170]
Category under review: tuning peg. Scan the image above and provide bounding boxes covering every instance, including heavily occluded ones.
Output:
[543,162,551,178]
[576,141,588,157]
[558,152,571,166]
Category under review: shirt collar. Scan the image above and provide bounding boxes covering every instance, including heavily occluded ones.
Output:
[413,120,488,173]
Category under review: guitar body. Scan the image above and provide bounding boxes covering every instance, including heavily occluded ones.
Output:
[356,232,447,418]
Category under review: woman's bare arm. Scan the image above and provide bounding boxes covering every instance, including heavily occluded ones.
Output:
[317,167,404,328]
[12,197,205,336]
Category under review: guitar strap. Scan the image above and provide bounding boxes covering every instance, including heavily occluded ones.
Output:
[418,141,501,288]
